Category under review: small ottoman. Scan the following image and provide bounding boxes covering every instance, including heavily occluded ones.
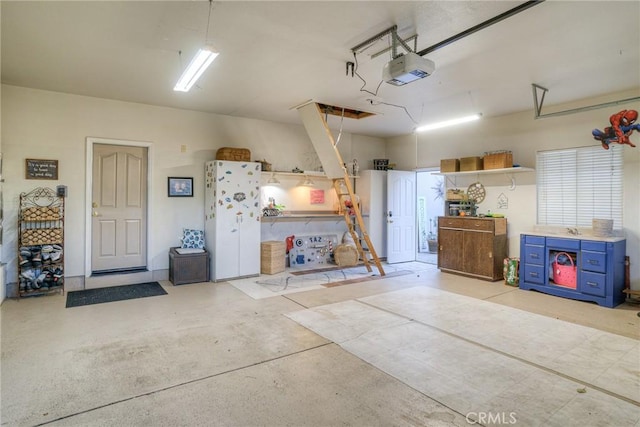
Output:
[169,247,209,285]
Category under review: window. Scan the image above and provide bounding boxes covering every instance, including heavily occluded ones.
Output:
[537,145,623,228]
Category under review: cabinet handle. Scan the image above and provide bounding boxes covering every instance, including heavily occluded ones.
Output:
[530,253,539,259]
[530,272,539,278]
[586,281,598,287]
[488,251,492,259]
[588,260,599,265]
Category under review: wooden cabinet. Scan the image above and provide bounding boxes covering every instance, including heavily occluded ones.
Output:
[438,227,463,271]
[519,234,626,308]
[437,216,507,281]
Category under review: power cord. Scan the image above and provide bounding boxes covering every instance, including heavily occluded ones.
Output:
[352,52,383,97]
[351,52,419,126]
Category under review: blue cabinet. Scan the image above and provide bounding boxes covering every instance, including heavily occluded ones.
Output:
[519,234,626,308]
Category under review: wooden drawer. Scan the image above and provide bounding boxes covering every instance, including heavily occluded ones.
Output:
[523,245,545,265]
[581,271,606,297]
[439,217,493,232]
[523,264,545,284]
[581,251,607,273]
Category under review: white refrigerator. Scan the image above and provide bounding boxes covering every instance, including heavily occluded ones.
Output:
[205,160,261,281]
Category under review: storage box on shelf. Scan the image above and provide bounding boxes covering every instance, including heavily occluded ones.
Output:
[215,147,251,161]
[373,159,389,170]
[440,158,460,172]
[446,189,467,201]
[460,156,483,171]
[18,187,65,297]
[483,151,513,170]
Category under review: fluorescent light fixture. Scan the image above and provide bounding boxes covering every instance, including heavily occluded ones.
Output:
[266,174,281,185]
[298,177,315,187]
[174,46,219,92]
[415,113,482,132]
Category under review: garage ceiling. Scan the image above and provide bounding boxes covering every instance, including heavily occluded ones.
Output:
[2,1,639,138]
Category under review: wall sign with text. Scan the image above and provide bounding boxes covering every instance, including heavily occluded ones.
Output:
[26,159,59,180]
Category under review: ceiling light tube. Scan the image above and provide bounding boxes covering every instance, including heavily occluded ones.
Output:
[174,46,219,92]
[415,113,482,132]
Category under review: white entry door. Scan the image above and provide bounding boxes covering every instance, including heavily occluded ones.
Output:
[386,170,416,263]
[91,144,148,272]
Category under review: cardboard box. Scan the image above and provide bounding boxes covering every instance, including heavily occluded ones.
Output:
[261,241,286,274]
[460,156,483,171]
[483,152,513,169]
[440,158,460,172]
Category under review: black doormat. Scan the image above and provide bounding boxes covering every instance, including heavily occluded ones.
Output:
[66,282,167,308]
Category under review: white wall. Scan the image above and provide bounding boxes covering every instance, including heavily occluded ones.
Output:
[0,69,4,303]
[387,90,640,290]
[1,85,386,296]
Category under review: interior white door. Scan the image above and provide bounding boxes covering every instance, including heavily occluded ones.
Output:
[386,170,416,264]
[91,144,147,272]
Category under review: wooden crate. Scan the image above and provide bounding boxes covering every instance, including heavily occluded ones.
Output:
[215,147,251,162]
[261,241,286,274]
[460,156,483,171]
[440,158,460,172]
[483,152,513,169]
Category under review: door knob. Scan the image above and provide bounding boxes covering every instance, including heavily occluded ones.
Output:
[92,210,100,217]
[92,202,98,208]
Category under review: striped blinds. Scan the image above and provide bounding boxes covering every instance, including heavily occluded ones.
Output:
[536,145,623,228]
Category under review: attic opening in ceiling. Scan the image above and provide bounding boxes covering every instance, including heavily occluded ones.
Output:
[317,103,375,120]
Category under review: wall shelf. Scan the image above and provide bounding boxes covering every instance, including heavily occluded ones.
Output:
[261,213,345,226]
[261,171,359,179]
[435,166,534,190]
[434,166,534,177]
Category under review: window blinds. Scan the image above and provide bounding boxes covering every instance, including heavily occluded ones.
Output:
[536,145,623,228]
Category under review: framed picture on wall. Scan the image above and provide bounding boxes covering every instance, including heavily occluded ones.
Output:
[168,177,193,197]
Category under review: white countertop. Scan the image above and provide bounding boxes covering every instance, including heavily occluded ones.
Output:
[524,226,626,242]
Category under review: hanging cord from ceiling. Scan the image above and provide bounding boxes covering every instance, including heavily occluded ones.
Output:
[370,98,419,126]
[352,51,383,97]
[326,106,346,147]
[350,40,419,126]
[205,0,213,43]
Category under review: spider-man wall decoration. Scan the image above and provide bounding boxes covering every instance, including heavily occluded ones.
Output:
[592,109,639,150]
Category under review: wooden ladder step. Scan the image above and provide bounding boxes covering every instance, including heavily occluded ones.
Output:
[333,178,385,276]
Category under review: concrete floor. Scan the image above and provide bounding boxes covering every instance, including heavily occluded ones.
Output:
[1,262,639,426]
